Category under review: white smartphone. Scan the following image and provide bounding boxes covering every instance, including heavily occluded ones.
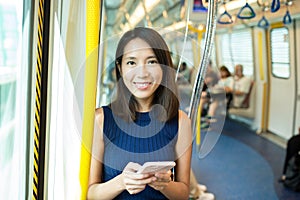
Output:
[136,161,176,174]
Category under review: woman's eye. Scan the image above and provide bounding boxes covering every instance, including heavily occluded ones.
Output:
[127,61,136,66]
[148,59,158,65]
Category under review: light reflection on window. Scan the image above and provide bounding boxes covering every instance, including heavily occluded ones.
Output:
[270,27,290,79]
[0,0,27,199]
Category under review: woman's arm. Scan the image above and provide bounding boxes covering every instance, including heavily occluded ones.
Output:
[149,110,192,200]
[87,108,124,199]
[87,108,155,200]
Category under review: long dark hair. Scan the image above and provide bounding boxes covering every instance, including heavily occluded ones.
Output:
[111,27,179,122]
[220,65,231,77]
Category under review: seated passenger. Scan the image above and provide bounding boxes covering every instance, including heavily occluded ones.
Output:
[177,62,192,84]
[279,127,300,183]
[218,65,234,109]
[199,60,219,126]
[231,64,252,108]
[207,65,234,116]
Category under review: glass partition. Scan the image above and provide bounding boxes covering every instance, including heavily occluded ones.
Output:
[0,0,32,199]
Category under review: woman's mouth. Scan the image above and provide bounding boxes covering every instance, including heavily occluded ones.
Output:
[134,82,152,90]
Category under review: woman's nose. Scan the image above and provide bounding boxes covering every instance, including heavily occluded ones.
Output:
[136,64,149,77]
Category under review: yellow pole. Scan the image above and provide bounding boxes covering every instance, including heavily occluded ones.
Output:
[188,24,205,67]
[80,0,101,199]
[188,24,205,147]
[196,103,201,146]
[258,31,268,132]
[258,32,264,81]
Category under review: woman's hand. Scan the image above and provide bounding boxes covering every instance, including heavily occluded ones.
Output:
[148,170,172,191]
[121,162,155,195]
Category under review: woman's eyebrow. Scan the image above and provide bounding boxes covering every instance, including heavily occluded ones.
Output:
[123,55,157,60]
[123,56,136,60]
[147,55,157,59]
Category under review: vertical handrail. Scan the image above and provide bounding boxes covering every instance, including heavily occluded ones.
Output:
[188,0,218,135]
[32,0,51,199]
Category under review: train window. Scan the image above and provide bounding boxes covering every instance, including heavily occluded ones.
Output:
[270,27,290,79]
[218,29,254,76]
[0,1,30,199]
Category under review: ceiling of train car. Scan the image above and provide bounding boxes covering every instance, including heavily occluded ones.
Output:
[103,0,299,37]
[103,0,184,37]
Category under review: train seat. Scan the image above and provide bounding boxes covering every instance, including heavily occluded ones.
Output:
[228,81,256,119]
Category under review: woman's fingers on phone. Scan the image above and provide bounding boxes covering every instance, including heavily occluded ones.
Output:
[123,170,152,180]
[123,175,155,194]
[124,162,141,172]
[148,182,169,191]
[126,185,146,195]
[148,171,172,191]
[123,173,155,185]
[154,170,172,182]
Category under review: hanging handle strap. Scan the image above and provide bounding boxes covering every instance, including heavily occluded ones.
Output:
[283,10,292,24]
[271,0,280,13]
[237,2,256,19]
[258,16,269,29]
[217,10,233,24]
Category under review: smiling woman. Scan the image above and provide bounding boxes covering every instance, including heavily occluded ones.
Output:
[113,27,179,121]
[87,27,192,200]
[120,37,163,110]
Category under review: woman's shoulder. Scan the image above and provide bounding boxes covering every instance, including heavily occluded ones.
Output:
[95,105,115,123]
[178,110,191,123]
[225,76,234,84]
[95,105,110,115]
[226,76,234,80]
[95,106,107,126]
[177,110,192,141]
[95,106,103,118]
[95,107,104,115]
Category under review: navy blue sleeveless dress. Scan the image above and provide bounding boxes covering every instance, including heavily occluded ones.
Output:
[102,106,178,200]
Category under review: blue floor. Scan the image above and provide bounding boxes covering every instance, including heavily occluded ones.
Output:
[191,118,300,200]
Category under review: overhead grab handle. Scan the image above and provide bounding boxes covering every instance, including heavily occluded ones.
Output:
[217,10,233,24]
[237,2,256,19]
[258,16,269,28]
[271,0,280,13]
[283,10,292,24]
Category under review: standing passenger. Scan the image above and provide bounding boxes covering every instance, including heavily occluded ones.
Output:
[88,27,192,200]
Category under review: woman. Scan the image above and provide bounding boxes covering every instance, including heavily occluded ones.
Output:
[218,65,234,109]
[88,27,192,200]
[219,65,233,91]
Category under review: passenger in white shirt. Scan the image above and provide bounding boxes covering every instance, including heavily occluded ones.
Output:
[232,64,252,108]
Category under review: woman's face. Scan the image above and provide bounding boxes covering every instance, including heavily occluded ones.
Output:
[120,38,163,105]
[220,70,227,78]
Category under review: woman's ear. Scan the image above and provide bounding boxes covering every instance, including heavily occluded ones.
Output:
[116,61,122,75]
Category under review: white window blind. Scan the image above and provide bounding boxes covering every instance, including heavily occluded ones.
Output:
[270,27,290,79]
[218,29,254,76]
